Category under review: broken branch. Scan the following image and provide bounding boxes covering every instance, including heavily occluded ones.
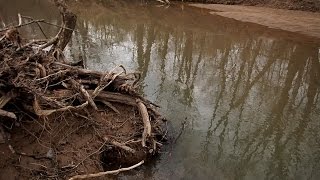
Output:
[136,99,152,147]
[0,109,17,120]
[68,160,144,180]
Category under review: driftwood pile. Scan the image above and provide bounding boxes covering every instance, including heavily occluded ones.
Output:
[0,27,165,146]
[0,1,166,179]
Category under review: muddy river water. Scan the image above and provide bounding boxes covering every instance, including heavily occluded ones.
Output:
[1,0,320,179]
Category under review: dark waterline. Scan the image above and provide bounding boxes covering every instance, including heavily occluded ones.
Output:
[1,0,320,179]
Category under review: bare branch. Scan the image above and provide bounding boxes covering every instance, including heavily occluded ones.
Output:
[68,160,144,180]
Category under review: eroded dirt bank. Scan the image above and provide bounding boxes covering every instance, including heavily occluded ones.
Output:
[190,4,320,40]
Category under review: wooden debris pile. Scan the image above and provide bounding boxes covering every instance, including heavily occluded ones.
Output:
[0,0,166,179]
[0,27,165,144]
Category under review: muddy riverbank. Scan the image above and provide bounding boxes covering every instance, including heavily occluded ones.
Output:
[179,0,320,12]
[190,4,320,40]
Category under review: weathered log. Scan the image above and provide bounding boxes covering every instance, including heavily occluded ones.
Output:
[136,99,152,147]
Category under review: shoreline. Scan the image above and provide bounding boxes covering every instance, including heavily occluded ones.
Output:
[189,4,320,40]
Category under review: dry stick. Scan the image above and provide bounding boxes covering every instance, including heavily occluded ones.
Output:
[41,21,75,31]
[18,14,22,26]
[40,94,67,108]
[35,22,48,39]
[16,39,48,51]
[35,69,69,81]
[92,72,122,98]
[78,79,99,85]
[92,65,126,98]
[38,36,58,50]
[0,19,45,32]
[0,109,17,120]
[50,90,163,121]
[68,160,144,180]
[21,15,74,31]
[152,139,157,152]
[0,17,74,34]
[53,62,102,77]
[20,15,48,39]
[49,90,138,107]
[0,17,5,27]
[104,137,136,153]
[136,99,152,147]
[0,35,5,41]
[33,96,88,116]
[34,24,48,39]
[0,94,12,108]
[96,92,138,106]
[70,79,98,110]
[156,0,165,3]
[46,89,163,123]
[97,100,120,114]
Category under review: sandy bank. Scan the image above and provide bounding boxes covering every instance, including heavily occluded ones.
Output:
[190,4,320,40]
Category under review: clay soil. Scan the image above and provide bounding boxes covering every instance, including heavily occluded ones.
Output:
[0,103,156,180]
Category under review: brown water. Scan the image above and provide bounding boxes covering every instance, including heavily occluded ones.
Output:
[1,0,320,179]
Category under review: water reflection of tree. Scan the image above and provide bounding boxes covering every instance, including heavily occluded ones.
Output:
[221,43,319,179]
[132,21,159,96]
[180,34,320,179]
